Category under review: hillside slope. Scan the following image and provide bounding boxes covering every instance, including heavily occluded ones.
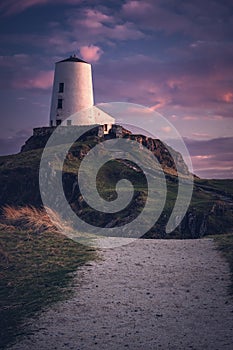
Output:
[0,126,232,238]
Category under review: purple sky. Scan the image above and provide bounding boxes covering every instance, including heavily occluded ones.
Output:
[0,0,232,178]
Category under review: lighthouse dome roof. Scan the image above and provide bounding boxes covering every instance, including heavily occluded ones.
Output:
[57,55,88,64]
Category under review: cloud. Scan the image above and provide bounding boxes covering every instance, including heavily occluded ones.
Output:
[191,132,211,138]
[13,70,54,90]
[0,5,145,55]
[0,0,50,15]
[0,0,83,16]
[185,137,233,157]
[185,137,233,178]
[80,45,103,62]
[161,126,172,133]
[68,7,145,43]
[122,0,192,35]
[92,45,233,122]
[183,116,198,121]
[3,41,232,127]
[77,8,115,29]
[122,0,233,40]
[0,53,30,67]
[0,129,32,155]
[2,2,231,115]
[222,92,233,103]
[0,54,55,90]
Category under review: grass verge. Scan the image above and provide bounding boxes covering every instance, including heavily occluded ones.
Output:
[0,228,97,349]
[214,233,233,295]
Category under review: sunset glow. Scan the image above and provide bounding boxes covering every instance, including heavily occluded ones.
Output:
[0,0,232,178]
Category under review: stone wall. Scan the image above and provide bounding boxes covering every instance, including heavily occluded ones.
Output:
[21,125,126,152]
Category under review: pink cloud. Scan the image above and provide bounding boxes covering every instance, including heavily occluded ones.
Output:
[166,79,185,90]
[0,0,49,15]
[161,126,172,133]
[191,132,211,138]
[69,8,145,42]
[80,45,103,63]
[185,137,233,178]
[81,9,115,27]
[183,116,198,120]
[0,0,82,16]
[203,115,223,121]
[122,0,232,41]
[123,1,153,15]
[191,156,233,179]
[222,92,233,103]
[93,50,233,125]
[124,105,154,115]
[193,155,213,160]
[122,0,191,35]
[13,70,54,89]
[111,23,144,40]
[150,97,171,110]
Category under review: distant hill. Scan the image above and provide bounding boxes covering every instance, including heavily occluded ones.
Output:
[0,126,232,238]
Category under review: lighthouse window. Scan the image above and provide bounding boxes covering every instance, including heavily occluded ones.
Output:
[59,82,64,93]
[57,98,63,109]
[67,120,72,126]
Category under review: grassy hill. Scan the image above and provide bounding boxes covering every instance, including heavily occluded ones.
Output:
[0,129,232,238]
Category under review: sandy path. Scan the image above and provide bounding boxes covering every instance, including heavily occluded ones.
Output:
[9,239,233,350]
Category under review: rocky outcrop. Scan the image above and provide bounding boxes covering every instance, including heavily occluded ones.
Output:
[21,125,189,177]
[179,211,208,238]
[124,134,189,176]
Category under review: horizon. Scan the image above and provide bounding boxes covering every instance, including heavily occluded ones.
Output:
[0,0,232,179]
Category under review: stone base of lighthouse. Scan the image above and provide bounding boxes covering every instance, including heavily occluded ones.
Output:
[20,125,130,153]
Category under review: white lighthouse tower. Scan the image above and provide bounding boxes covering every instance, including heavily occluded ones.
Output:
[49,55,94,126]
[49,55,115,129]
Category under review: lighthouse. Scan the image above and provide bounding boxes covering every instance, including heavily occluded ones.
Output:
[49,55,115,129]
[21,55,118,152]
[49,55,94,126]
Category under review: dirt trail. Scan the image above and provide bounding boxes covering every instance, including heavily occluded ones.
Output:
[8,239,233,350]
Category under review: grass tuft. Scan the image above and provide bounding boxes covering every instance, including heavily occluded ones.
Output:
[0,206,97,349]
[2,205,72,234]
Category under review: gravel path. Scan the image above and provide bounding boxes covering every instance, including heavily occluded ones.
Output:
[9,239,233,350]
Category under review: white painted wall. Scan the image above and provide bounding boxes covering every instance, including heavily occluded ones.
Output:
[49,59,94,126]
[93,106,115,133]
[70,106,115,128]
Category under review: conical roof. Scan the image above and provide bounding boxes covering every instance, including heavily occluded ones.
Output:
[57,55,88,64]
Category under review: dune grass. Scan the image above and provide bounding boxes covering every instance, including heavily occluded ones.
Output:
[0,206,97,349]
[2,205,73,234]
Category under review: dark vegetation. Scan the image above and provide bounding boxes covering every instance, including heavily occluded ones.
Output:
[0,206,97,349]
